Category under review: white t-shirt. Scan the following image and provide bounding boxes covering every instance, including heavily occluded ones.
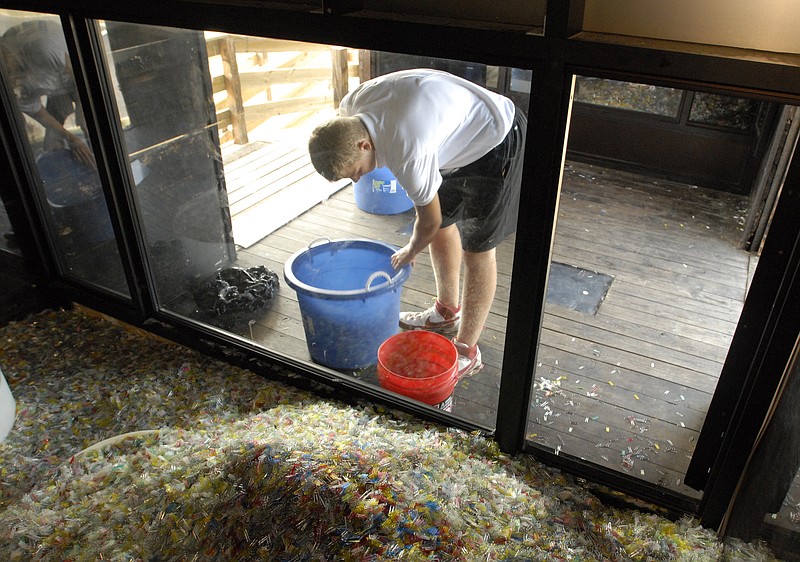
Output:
[339,69,516,206]
[3,20,72,116]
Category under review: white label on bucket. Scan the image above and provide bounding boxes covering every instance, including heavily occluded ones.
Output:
[372,179,398,194]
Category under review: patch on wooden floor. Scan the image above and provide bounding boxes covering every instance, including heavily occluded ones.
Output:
[547,262,612,315]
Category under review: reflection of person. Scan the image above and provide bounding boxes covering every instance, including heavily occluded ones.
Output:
[1,19,94,168]
[309,68,526,379]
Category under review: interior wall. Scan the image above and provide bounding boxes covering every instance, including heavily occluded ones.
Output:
[583,0,800,54]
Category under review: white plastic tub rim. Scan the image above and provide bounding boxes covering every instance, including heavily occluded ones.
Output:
[0,367,16,444]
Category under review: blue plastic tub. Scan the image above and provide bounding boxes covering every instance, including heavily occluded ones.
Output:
[284,238,410,370]
[36,149,114,244]
[354,167,414,215]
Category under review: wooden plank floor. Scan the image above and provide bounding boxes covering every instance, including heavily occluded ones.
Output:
[529,163,752,498]
[219,156,754,498]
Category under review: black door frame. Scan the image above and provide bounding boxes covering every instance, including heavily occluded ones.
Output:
[686,138,800,528]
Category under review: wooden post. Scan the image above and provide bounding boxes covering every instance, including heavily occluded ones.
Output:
[358,49,372,83]
[219,36,248,145]
[330,46,349,108]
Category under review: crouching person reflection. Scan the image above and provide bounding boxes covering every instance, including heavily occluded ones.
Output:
[1,19,94,168]
[1,18,119,277]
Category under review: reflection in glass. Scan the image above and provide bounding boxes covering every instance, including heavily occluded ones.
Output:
[99,22,524,429]
[510,68,532,94]
[575,77,682,117]
[689,92,758,131]
[0,198,20,256]
[0,11,128,295]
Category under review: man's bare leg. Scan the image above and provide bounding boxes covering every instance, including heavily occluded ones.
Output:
[428,224,463,310]
[457,248,497,347]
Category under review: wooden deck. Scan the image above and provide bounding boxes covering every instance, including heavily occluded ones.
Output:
[220,145,755,498]
[222,141,348,248]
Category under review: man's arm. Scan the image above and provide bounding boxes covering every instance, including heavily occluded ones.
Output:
[390,194,442,269]
[30,106,95,169]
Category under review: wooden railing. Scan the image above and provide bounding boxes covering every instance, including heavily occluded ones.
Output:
[205,33,366,144]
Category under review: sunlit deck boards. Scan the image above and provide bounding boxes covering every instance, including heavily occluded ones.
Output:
[224,141,349,248]
[230,154,753,497]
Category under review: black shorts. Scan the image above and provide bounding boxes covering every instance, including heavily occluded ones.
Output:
[437,107,526,252]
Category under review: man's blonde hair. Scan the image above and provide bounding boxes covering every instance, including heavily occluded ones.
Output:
[308,116,368,181]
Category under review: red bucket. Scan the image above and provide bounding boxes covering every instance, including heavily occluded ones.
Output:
[377,331,458,411]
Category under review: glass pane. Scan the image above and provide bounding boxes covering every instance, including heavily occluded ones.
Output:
[0,198,20,256]
[689,92,759,131]
[101,22,233,306]
[575,77,682,117]
[526,75,794,498]
[510,68,532,94]
[99,22,527,430]
[370,51,489,85]
[0,11,128,296]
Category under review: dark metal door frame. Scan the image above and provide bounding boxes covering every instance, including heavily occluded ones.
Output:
[685,138,800,529]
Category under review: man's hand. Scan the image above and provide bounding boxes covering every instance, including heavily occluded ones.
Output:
[391,244,416,269]
[67,134,96,170]
[32,106,97,169]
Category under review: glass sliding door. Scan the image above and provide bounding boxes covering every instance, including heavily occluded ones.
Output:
[99,22,234,306]
[97,20,528,430]
[524,73,797,499]
[0,10,128,296]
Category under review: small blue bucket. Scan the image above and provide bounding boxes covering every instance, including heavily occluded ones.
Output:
[284,238,411,370]
[354,167,414,215]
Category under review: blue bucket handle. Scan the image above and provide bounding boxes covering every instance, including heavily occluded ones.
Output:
[365,271,392,292]
[308,236,331,249]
